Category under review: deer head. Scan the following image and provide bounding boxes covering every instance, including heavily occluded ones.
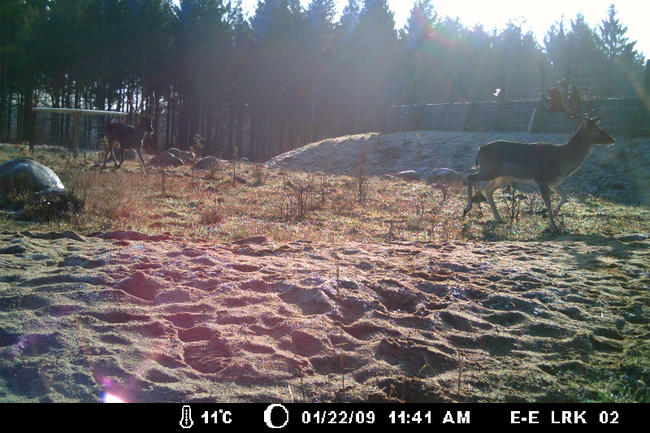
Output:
[127,99,155,134]
[542,86,614,146]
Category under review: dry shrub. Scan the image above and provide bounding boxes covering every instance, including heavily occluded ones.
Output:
[330,186,358,217]
[199,207,223,225]
[13,191,84,222]
[208,162,220,180]
[252,163,269,186]
[283,176,317,219]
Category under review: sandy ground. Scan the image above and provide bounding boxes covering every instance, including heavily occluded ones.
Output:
[1,229,648,402]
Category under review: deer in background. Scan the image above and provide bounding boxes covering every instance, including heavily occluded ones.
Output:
[463,86,615,231]
[101,100,156,175]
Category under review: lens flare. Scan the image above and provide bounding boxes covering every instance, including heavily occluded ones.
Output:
[101,392,126,403]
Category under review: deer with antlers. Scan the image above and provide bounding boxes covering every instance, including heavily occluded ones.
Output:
[462,86,615,231]
[101,100,156,175]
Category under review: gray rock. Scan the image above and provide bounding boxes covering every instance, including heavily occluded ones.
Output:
[0,158,81,220]
[0,158,65,195]
[427,168,465,189]
[167,147,195,164]
[149,151,184,167]
[395,170,421,181]
[615,233,646,242]
[194,156,221,170]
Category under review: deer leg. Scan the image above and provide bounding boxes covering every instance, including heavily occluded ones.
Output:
[463,181,472,216]
[537,182,558,230]
[102,147,117,171]
[99,138,108,170]
[463,169,497,217]
[102,140,119,170]
[116,147,125,169]
[101,150,110,170]
[551,185,567,215]
[484,176,508,223]
[100,138,109,170]
[136,144,148,175]
[463,173,479,216]
[110,145,119,168]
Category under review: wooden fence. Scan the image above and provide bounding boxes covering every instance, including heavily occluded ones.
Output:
[387,98,650,135]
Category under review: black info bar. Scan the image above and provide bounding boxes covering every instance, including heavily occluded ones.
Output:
[0,403,641,431]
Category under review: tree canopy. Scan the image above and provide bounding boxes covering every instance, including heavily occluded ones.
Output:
[0,1,646,159]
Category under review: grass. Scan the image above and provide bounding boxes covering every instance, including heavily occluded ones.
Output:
[1,143,649,242]
[1,143,648,404]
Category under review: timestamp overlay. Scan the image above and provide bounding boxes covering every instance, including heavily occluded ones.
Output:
[0,403,642,430]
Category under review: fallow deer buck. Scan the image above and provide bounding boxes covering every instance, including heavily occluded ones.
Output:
[101,100,156,175]
[463,86,615,230]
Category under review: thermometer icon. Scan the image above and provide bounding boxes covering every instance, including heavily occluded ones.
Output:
[180,405,194,429]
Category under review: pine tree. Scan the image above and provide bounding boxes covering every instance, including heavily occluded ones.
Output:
[598,4,642,68]
[404,0,437,50]
[307,0,336,34]
[339,0,360,37]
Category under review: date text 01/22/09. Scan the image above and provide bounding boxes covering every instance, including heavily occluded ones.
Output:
[299,410,468,425]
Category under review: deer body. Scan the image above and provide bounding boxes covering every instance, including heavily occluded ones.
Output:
[463,115,614,230]
[101,102,155,174]
[472,134,596,187]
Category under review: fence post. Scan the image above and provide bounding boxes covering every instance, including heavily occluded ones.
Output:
[448,75,458,104]
[72,112,81,157]
[527,106,537,133]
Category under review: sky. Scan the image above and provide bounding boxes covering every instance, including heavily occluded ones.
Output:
[237,0,649,60]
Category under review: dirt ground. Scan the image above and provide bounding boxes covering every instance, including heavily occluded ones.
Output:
[1,229,648,402]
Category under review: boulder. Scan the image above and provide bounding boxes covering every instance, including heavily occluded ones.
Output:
[194,156,221,170]
[167,147,195,164]
[149,151,184,167]
[0,158,80,219]
[427,168,464,189]
[395,170,421,181]
[0,158,65,195]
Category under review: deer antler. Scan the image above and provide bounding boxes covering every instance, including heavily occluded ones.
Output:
[542,87,566,114]
[127,99,139,119]
[542,86,591,121]
[150,98,166,121]
[570,92,603,122]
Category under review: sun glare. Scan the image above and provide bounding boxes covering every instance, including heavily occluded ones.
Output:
[235,0,649,58]
[101,392,126,403]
